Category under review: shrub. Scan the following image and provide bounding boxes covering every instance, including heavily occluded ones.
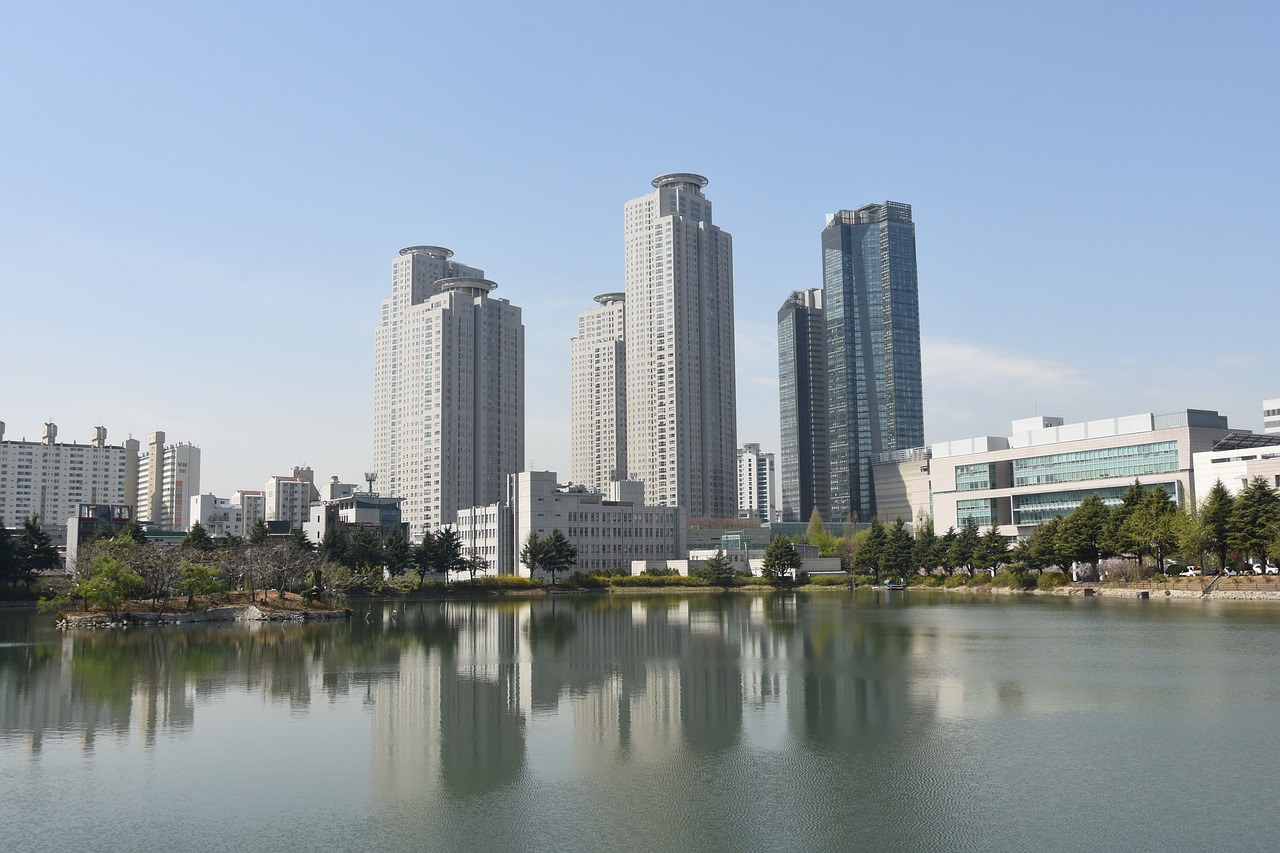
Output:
[993,570,1035,589]
[610,574,709,588]
[560,571,610,590]
[807,575,850,587]
[470,575,543,590]
[967,572,992,587]
[738,575,773,587]
[942,573,968,588]
[1037,571,1071,590]
[915,574,942,588]
[852,574,875,587]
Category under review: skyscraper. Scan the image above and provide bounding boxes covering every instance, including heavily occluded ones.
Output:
[736,443,777,522]
[623,173,737,517]
[823,203,923,523]
[374,246,524,537]
[569,292,627,492]
[777,288,830,522]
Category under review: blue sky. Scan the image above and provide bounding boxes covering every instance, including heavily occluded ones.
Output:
[2,1,1277,499]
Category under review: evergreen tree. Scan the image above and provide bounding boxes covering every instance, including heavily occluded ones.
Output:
[805,508,836,555]
[1174,500,1211,571]
[541,529,578,586]
[855,519,887,580]
[381,526,412,577]
[1057,494,1110,577]
[1125,485,1177,572]
[289,526,315,552]
[949,518,982,573]
[883,518,914,577]
[412,530,437,588]
[912,515,938,574]
[1228,477,1280,565]
[15,516,58,583]
[699,549,736,586]
[519,530,545,580]
[349,527,384,570]
[1200,480,1234,571]
[319,526,349,566]
[762,534,802,583]
[938,527,958,574]
[974,525,1010,571]
[1103,480,1146,559]
[433,527,466,582]
[182,522,216,552]
[247,519,269,545]
[117,519,148,544]
[0,520,17,585]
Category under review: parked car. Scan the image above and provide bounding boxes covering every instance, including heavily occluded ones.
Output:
[1252,564,1266,575]
[1179,567,1201,577]
[1269,565,1280,575]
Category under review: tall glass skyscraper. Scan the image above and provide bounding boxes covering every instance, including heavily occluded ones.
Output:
[777,288,830,522]
[823,202,923,523]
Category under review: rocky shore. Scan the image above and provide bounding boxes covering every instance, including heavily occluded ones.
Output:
[60,604,351,629]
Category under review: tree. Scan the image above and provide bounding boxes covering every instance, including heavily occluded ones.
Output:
[1124,485,1177,572]
[855,519,887,580]
[76,553,143,617]
[883,518,914,577]
[1057,494,1110,578]
[433,527,466,583]
[1015,516,1063,572]
[173,560,224,609]
[938,527,958,574]
[349,528,384,570]
[1229,477,1280,565]
[541,529,578,586]
[693,549,736,586]
[319,526,349,565]
[183,522,217,552]
[1174,500,1212,571]
[15,516,59,584]
[762,535,802,583]
[520,530,546,579]
[117,519,148,544]
[974,526,1010,572]
[0,520,17,585]
[413,530,437,589]
[289,526,315,552]
[247,519,270,545]
[805,508,837,555]
[949,518,982,574]
[381,527,412,577]
[465,553,489,582]
[1103,480,1146,560]
[1200,481,1234,571]
[912,515,939,574]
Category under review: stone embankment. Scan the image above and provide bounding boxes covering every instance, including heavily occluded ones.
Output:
[61,605,351,629]
[986,585,1280,602]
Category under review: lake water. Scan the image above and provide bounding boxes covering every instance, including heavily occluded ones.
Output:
[2,591,1278,852]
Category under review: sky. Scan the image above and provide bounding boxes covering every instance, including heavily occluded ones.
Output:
[2,1,1277,499]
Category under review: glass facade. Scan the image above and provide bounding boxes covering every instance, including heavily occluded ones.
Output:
[955,462,996,492]
[777,289,829,522]
[824,203,923,523]
[957,498,998,527]
[1012,441,1178,487]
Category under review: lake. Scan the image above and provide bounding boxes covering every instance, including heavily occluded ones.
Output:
[2,590,1278,852]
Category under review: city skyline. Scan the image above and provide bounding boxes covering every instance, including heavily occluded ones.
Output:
[3,3,1276,499]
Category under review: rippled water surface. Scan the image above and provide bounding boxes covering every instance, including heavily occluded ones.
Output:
[3,591,1279,852]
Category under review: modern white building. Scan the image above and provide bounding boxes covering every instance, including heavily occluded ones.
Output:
[929,410,1240,537]
[623,174,737,517]
[736,443,777,522]
[1191,434,1280,498]
[454,471,685,579]
[303,492,406,545]
[570,292,627,493]
[190,493,245,538]
[0,421,133,542]
[1264,398,1280,435]
[264,467,319,531]
[374,246,524,539]
[134,431,201,531]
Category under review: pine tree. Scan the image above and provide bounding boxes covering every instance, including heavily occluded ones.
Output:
[762,535,802,583]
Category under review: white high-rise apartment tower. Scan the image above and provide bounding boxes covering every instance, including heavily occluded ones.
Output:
[373,246,524,538]
[569,292,627,492]
[736,443,777,522]
[624,174,737,516]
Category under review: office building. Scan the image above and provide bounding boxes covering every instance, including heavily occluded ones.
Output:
[623,173,737,517]
[823,203,924,523]
[570,292,627,492]
[736,443,777,522]
[776,288,830,522]
[374,246,524,538]
[0,422,133,544]
[930,410,1238,536]
[454,472,685,578]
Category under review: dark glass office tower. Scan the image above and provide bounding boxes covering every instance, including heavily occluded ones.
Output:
[823,202,924,523]
[777,289,830,522]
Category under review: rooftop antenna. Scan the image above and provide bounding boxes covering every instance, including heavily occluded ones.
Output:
[364,472,377,495]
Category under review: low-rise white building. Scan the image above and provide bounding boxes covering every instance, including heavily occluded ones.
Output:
[1191,434,1280,498]
[454,471,685,579]
[190,493,245,538]
[303,492,406,544]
